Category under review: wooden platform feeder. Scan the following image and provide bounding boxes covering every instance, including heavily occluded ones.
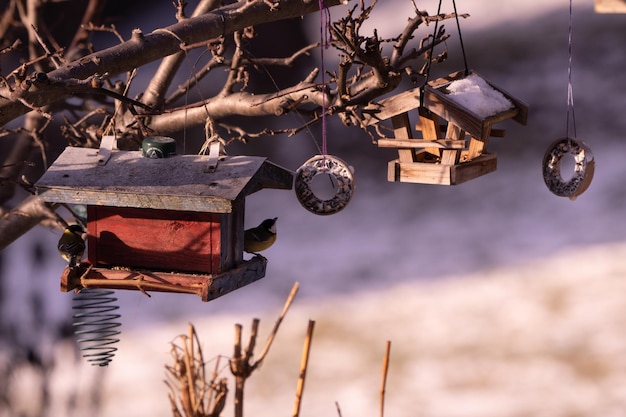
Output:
[366,71,528,185]
[35,143,293,301]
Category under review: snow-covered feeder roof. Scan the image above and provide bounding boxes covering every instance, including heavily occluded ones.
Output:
[423,70,528,139]
[444,74,514,118]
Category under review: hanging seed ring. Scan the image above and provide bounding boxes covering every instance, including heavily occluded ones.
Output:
[295,155,355,215]
[542,137,594,200]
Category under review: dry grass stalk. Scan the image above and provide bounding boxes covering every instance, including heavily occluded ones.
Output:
[230,282,299,417]
[166,282,300,417]
[165,324,229,417]
[380,341,391,417]
[292,320,315,417]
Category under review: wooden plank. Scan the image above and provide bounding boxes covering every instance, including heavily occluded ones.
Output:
[60,256,267,302]
[441,124,463,165]
[387,153,497,185]
[221,199,245,272]
[377,138,465,149]
[391,113,415,163]
[388,159,452,185]
[362,87,422,125]
[416,123,506,138]
[463,121,493,161]
[595,0,626,13]
[35,147,294,213]
[451,153,497,184]
[463,136,487,161]
[87,206,223,274]
[417,107,442,157]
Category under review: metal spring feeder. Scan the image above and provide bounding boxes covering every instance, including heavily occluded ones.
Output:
[72,288,121,367]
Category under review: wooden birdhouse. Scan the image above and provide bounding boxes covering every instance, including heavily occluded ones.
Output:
[366,71,528,185]
[35,139,293,301]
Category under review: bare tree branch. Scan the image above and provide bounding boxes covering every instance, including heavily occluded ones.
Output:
[0,0,465,251]
[142,0,224,109]
[148,84,327,134]
[0,196,62,251]
[0,0,346,127]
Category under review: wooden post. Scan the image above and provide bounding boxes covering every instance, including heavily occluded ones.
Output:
[417,108,442,159]
[391,113,415,163]
[442,123,464,165]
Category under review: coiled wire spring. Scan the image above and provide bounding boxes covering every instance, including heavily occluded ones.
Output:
[72,288,122,367]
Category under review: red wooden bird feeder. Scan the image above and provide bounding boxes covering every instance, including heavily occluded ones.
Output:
[35,139,293,301]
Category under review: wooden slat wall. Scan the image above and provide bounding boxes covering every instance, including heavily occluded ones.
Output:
[87,206,223,274]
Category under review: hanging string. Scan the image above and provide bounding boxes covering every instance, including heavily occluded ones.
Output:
[421,0,469,106]
[565,0,577,139]
[318,0,331,156]
[421,0,443,108]
[451,0,470,76]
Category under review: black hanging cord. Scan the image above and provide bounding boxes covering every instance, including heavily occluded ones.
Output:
[420,0,469,107]
[452,0,470,76]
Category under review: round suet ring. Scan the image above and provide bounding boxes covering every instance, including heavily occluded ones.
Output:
[295,155,355,215]
[542,137,594,200]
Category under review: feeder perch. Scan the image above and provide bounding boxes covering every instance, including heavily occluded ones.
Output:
[35,143,293,301]
[365,70,528,185]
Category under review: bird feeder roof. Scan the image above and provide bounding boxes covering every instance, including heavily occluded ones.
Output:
[35,147,293,213]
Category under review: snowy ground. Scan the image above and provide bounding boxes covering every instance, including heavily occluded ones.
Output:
[3,0,626,416]
[10,242,626,417]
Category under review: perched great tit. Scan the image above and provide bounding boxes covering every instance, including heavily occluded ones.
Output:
[244,218,277,253]
[57,224,86,268]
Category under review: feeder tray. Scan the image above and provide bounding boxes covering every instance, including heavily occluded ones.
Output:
[60,257,267,302]
[364,70,528,185]
[36,145,293,301]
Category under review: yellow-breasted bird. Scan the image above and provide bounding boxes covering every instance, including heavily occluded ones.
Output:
[244,218,277,253]
[58,224,86,268]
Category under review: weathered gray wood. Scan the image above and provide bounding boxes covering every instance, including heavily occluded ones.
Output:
[35,147,293,213]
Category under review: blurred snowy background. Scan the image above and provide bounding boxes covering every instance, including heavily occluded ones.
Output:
[3,0,626,416]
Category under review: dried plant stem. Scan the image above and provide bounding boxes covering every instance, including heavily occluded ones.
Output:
[380,341,391,417]
[231,323,245,417]
[256,282,299,365]
[230,282,300,417]
[335,401,343,417]
[183,325,198,411]
[292,320,315,417]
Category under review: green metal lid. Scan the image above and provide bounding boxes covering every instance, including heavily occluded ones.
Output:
[142,136,176,158]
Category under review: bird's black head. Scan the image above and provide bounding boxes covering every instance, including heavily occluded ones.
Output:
[261,217,277,232]
[67,224,84,234]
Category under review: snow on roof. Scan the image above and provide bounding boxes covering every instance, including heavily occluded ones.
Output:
[445,74,514,118]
